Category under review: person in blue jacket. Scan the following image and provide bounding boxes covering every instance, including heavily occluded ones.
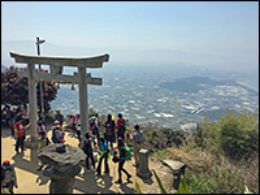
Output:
[96,137,110,175]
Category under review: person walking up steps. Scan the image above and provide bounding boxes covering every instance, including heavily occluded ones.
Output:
[82,133,95,171]
[104,114,116,149]
[114,138,132,184]
[96,137,110,175]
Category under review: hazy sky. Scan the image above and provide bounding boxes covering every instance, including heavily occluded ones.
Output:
[2,2,259,73]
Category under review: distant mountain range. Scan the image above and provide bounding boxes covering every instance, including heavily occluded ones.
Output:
[159,76,258,95]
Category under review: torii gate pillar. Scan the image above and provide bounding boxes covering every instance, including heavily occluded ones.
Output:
[78,67,88,140]
[28,63,38,138]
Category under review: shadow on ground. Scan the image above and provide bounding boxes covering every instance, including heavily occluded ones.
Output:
[11,149,136,194]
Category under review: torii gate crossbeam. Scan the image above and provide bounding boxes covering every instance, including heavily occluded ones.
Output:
[10,52,109,145]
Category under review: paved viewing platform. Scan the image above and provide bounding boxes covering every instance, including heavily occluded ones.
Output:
[1,128,176,194]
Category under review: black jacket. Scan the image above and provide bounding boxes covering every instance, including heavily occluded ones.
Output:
[83,138,93,155]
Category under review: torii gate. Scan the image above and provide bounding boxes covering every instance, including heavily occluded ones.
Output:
[10,52,109,144]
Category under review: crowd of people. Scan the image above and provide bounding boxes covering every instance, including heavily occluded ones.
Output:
[81,112,145,184]
[1,106,146,193]
[67,111,145,184]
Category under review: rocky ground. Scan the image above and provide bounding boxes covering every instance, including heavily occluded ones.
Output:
[1,128,176,194]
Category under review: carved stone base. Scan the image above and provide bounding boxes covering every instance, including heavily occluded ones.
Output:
[38,144,85,194]
[50,177,75,194]
[137,169,152,179]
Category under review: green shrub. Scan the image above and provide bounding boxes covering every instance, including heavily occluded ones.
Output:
[186,166,243,194]
[220,112,258,160]
[194,112,258,160]
[194,117,221,153]
[1,66,58,112]
[144,129,161,147]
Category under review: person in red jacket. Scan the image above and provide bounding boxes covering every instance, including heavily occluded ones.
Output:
[116,113,127,140]
[14,122,26,154]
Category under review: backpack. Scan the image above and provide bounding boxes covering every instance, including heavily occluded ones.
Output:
[135,131,145,144]
[124,145,132,161]
[83,139,92,154]
[1,165,14,182]
[1,166,5,181]
[99,140,108,152]
[118,119,126,137]
[119,119,126,129]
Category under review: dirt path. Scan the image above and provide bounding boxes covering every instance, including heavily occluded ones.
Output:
[1,128,175,194]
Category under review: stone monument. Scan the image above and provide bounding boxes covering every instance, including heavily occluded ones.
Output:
[38,143,86,194]
[136,148,152,179]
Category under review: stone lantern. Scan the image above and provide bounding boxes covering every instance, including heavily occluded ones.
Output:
[38,144,86,194]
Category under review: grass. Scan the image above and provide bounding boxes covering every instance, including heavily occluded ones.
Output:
[152,149,168,159]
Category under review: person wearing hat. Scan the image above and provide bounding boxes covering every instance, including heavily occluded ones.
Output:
[1,160,18,194]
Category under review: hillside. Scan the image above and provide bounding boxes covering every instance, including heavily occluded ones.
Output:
[146,112,259,194]
[159,76,258,96]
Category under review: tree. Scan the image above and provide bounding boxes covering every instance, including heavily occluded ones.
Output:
[1,66,58,114]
